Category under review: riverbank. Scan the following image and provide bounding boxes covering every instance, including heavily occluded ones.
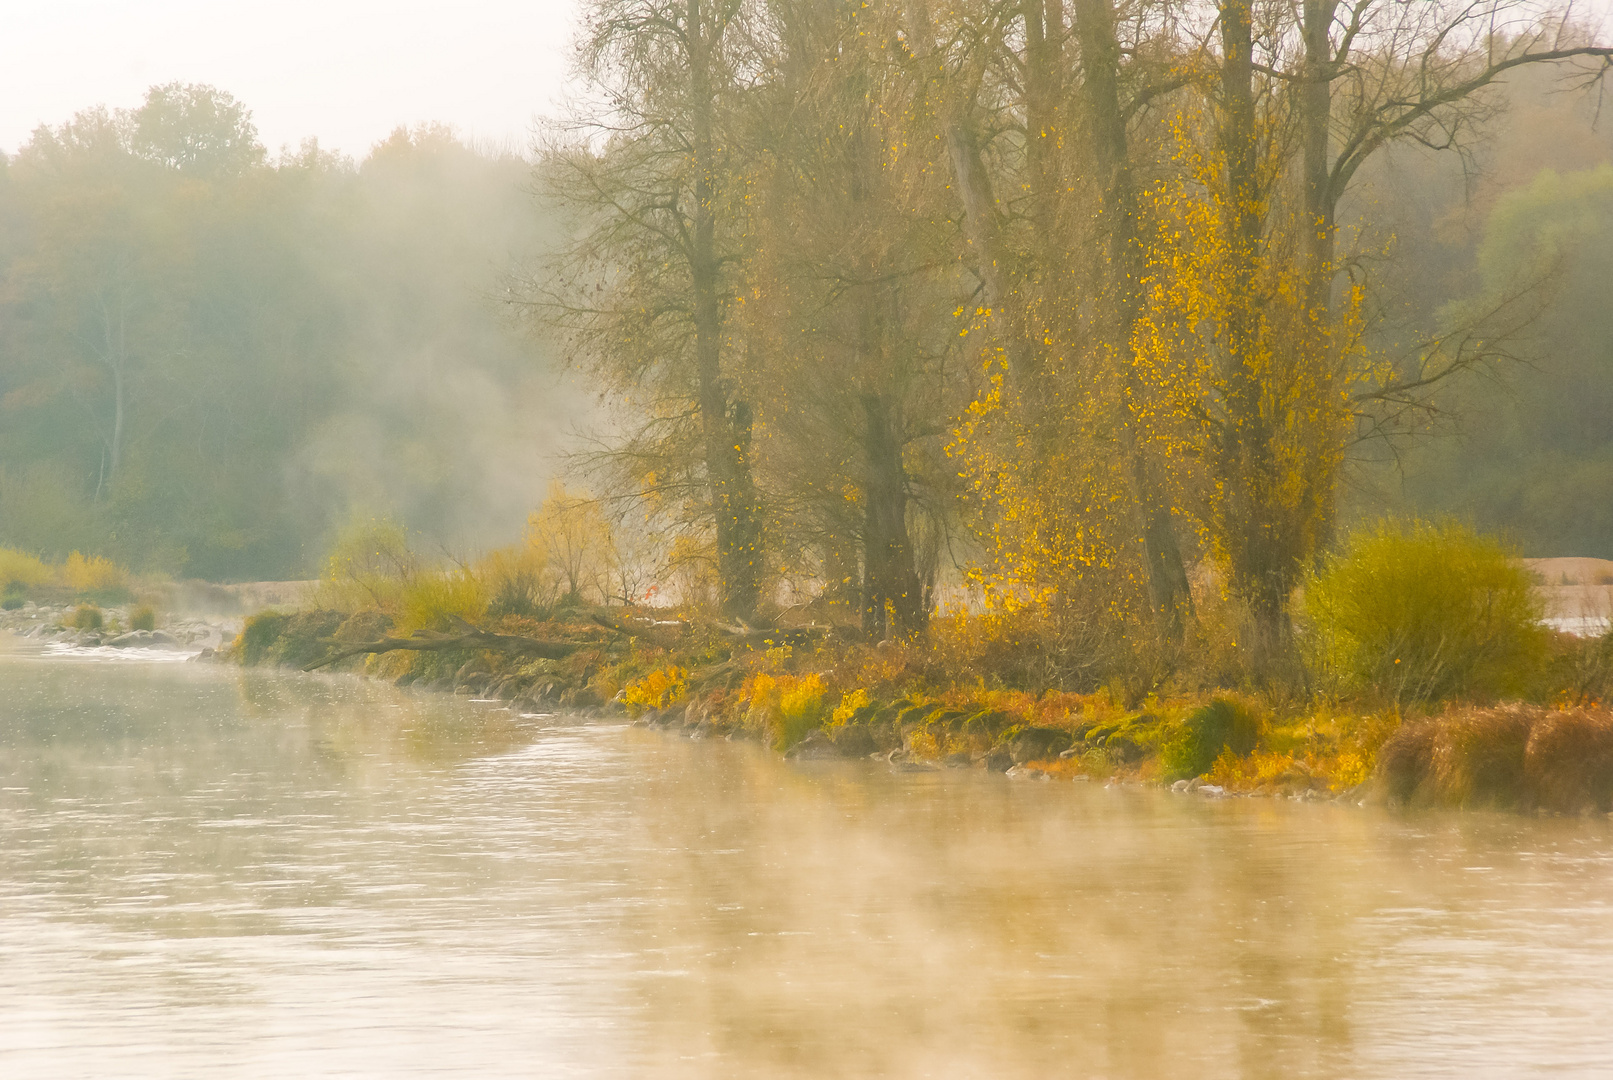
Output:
[213,594,1613,814]
[15,588,1613,814]
[215,605,1406,802]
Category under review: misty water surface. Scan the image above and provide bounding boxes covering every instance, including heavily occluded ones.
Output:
[3,645,1613,1077]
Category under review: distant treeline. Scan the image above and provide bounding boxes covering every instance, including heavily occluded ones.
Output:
[0,84,570,581]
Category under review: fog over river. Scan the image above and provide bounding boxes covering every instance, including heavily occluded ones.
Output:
[3,643,1613,1077]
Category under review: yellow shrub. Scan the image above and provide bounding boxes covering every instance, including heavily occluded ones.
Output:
[0,548,50,590]
[1302,519,1545,704]
[60,551,127,594]
[745,672,828,750]
[829,687,871,727]
[312,516,414,614]
[623,665,687,715]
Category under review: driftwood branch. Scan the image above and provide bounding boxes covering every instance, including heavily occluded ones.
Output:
[303,625,581,671]
[715,623,832,647]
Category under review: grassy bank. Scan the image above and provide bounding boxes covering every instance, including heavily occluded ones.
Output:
[227,598,1613,804]
[223,518,1613,809]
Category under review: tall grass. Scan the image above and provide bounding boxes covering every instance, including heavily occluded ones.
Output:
[1302,519,1546,704]
[393,569,488,635]
[309,517,566,635]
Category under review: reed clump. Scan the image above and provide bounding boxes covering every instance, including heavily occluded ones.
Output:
[1378,704,1613,812]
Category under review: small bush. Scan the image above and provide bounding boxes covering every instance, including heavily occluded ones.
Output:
[234,610,344,668]
[828,687,872,727]
[129,605,157,631]
[312,516,415,614]
[478,545,556,619]
[623,665,687,715]
[1302,519,1546,705]
[1,596,22,610]
[1161,698,1261,779]
[60,551,127,595]
[70,604,103,630]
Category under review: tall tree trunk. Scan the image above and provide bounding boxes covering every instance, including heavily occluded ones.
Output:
[1216,0,1288,642]
[1024,0,1064,251]
[906,0,1032,378]
[1299,0,1341,558]
[689,0,764,620]
[1300,0,1338,312]
[1073,0,1194,636]
[860,390,925,640]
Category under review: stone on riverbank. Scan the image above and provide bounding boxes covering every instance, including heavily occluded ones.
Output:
[1009,727,1073,765]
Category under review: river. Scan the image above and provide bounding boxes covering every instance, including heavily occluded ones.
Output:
[3,643,1613,1077]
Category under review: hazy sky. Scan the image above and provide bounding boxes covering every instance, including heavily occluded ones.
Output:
[4,0,1610,161]
[1,0,585,159]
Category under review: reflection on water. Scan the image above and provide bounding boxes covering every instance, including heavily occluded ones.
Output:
[3,650,1613,1077]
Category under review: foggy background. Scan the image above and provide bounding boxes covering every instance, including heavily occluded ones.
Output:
[2,0,1613,582]
[0,1,586,158]
[0,2,595,581]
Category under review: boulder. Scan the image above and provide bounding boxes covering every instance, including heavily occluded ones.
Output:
[785,730,842,761]
[1009,727,1073,765]
[828,724,877,758]
[979,747,1013,772]
[1101,734,1145,764]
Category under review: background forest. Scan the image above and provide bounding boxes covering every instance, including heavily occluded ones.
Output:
[0,84,576,581]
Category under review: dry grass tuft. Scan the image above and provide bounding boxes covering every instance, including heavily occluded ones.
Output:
[1376,704,1613,812]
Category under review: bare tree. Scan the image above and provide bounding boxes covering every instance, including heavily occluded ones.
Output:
[532,0,766,619]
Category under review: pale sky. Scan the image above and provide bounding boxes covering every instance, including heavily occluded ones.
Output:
[0,0,586,159]
[5,0,1610,162]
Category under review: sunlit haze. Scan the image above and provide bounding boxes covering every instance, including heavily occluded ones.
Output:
[0,0,586,157]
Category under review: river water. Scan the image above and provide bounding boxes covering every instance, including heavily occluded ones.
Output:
[4,645,1613,1077]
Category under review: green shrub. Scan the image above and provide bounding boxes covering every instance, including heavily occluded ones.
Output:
[70,604,103,630]
[1302,519,1546,705]
[311,516,415,614]
[235,610,344,668]
[1,596,22,610]
[129,604,157,631]
[1161,698,1261,780]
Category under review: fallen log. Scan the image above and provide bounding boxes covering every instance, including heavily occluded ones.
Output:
[303,627,580,671]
